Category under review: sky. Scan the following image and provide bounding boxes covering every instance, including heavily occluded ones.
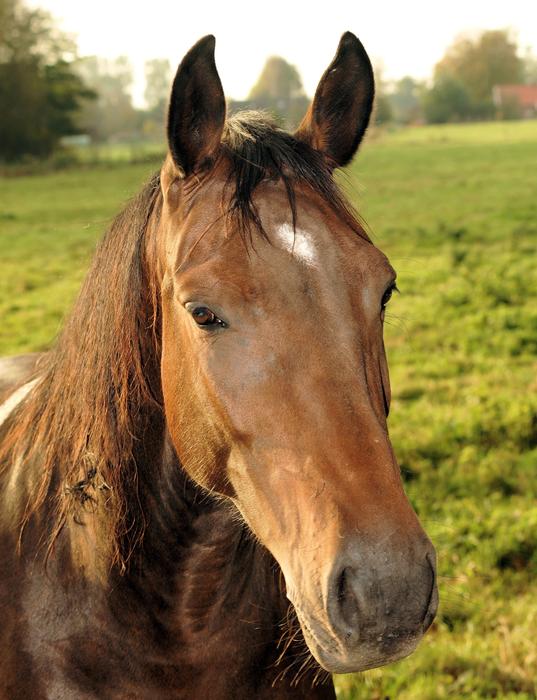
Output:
[29,0,537,107]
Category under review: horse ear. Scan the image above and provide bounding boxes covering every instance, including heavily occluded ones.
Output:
[295,32,375,168]
[167,35,226,177]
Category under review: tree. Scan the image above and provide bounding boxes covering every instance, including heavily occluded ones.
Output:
[422,75,472,123]
[433,29,523,119]
[144,58,172,114]
[75,56,137,142]
[374,93,392,125]
[372,62,393,125]
[249,56,304,103]
[389,76,424,124]
[241,56,309,128]
[0,0,93,160]
[522,49,537,84]
[141,58,172,137]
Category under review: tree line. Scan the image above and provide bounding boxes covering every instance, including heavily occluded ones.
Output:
[382,30,537,125]
[0,0,174,161]
[1,0,537,162]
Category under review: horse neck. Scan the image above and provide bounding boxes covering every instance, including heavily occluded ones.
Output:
[99,427,293,661]
[124,429,279,604]
[59,402,282,622]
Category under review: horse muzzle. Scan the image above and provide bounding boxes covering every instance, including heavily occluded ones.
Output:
[287,539,438,673]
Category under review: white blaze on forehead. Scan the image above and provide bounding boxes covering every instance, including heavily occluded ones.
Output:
[274,223,319,266]
[0,378,38,429]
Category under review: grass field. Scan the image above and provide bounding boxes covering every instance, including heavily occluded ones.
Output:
[1,120,537,698]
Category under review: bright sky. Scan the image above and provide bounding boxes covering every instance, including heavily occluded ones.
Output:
[29,0,537,106]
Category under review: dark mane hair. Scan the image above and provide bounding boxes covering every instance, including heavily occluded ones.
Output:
[1,173,163,567]
[222,111,368,241]
[1,111,368,568]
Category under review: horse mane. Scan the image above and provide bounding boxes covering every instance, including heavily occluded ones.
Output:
[1,173,163,567]
[1,111,368,570]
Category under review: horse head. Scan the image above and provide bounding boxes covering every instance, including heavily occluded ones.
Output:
[154,33,437,673]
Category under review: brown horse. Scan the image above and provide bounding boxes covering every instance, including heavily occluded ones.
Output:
[0,33,437,699]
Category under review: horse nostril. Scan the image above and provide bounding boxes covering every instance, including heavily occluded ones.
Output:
[422,552,438,631]
[334,566,361,637]
[328,546,438,650]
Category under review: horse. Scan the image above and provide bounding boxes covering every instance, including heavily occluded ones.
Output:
[0,32,437,699]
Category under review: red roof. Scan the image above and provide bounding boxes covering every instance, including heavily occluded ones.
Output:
[493,85,537,108]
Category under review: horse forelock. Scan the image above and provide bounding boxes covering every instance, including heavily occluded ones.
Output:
[221,111,370,244]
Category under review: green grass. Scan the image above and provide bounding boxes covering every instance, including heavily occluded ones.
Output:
[72,140,166,165]
[1,119,536,698]
[337,119,537,698]
[0,162,159,352]
[379,119,537,146]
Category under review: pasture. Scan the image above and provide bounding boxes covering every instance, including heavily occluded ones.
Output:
[1,120,536,698]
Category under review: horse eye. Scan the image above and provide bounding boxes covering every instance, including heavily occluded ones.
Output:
[191,306,225,328]
[381,284,398,310]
